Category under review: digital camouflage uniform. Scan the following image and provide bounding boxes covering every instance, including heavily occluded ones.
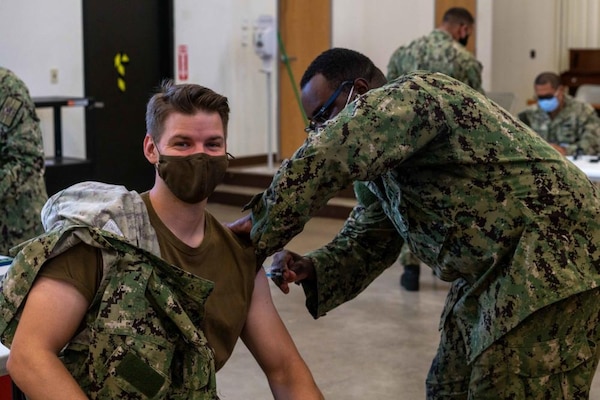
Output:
[0,182,218,399]
[387,29,484,271]
[0,67,47,255]
[387,29,484,94]
[518,94,600,155]
[248,72,600,398]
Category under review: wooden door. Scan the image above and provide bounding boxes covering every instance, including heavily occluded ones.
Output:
[435,0,476,55]
[278,0,331,160]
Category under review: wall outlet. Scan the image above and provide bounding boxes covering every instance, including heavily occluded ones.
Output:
[50,68,58,84]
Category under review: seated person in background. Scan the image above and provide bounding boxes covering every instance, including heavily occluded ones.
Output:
[0,81,323,400]
[518,71,600,156]
[0,67,47,255]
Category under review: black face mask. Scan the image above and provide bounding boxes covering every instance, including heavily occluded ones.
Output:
[458,34,469,47]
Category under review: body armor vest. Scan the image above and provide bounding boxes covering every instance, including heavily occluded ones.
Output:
[0,225,219,399]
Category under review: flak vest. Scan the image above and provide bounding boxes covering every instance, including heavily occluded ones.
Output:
[0,225,219,399]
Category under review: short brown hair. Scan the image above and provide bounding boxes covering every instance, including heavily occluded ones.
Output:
[145,79,230,142]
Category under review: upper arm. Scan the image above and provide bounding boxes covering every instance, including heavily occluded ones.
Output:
[240,269,302,374]
[6,276,91,400]
[467,61,484,94]
[10,242,100,353]
[11,276,90,355]
[577,107,600,153]
[387,51,399,81]
[582,106,600,134]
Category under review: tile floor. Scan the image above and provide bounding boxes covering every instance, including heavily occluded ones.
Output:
[207,203,600,400]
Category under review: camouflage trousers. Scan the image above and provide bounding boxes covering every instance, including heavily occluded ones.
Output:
[398,243,421,267]
[426,288,600,399]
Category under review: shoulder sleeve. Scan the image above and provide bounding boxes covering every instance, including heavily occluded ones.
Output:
[302,199,404,318]
[386,47,402,81]
[38,242,102,304]
[466,60,484,94]
[457,54,484,94]
[574,102,600,155]
[250,78,446,258]
[206,211,260,272]
[0,69,45,196]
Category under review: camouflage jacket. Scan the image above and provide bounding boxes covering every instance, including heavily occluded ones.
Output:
[0,67,47,254]
[249,72,600,362]
[0,182,218,399]
[386,29,484,94]
[518,95,600,155]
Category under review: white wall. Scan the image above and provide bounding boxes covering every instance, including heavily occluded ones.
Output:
[490,0,559,112]
[0,0,580,162]
[332,0,435,76]
[0,0,85,159]
[476,0,493,89]
[174,0,277,158]
[332,0,494,92]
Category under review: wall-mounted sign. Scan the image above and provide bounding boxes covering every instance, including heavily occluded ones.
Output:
[114,52,130,92]
[178,45,188,81]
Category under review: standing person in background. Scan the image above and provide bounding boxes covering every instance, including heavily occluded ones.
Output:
[518,71,600,156]
[0,67,47,255]
[387,7,484,94]
[386,7,484,290]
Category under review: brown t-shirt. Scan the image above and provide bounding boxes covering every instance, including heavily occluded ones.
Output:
[39,192,257,370]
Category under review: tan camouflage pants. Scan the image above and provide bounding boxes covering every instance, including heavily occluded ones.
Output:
[426,288,600,399]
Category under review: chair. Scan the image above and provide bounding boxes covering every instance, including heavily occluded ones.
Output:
[575,84,600,104]
[486,92,516,113]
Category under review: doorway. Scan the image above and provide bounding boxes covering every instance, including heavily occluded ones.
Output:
[435,0,477,55]
[277,0,332,160]
[83,0,173,192]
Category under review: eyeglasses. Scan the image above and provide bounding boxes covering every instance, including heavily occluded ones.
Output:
[305,80,354,132]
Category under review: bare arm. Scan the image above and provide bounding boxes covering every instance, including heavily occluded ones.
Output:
[241,269,324,400]
[7,277,90,400]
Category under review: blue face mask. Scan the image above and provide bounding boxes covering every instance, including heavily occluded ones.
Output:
[538,96,559,113]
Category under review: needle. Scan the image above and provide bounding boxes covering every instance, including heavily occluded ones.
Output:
[264,266,283,278]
